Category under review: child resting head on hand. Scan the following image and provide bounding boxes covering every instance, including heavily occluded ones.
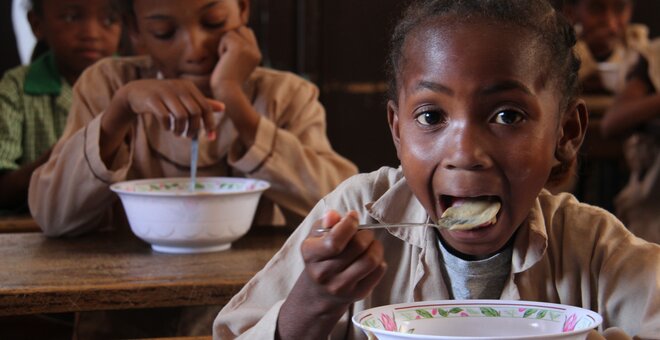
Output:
[213,0,660,339]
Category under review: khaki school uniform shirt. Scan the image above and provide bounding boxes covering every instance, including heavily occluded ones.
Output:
[214,167,660,339]
[28,56,357,236]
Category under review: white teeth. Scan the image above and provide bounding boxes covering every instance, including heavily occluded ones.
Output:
[439,200,501,231]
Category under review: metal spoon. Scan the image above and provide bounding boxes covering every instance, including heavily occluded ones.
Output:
[189,135,199,191]
[314,217,477,234]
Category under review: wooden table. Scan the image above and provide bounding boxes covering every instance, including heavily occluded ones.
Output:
[0,227,291,316]
[0,214,40,233]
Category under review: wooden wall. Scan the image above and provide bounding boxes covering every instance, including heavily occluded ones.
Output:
[249,0,403,172]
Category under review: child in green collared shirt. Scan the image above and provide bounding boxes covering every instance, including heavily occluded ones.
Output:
[0,0,121,212]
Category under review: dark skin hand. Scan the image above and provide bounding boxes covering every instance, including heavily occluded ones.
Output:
[0,147,52,210]
[100,79,224,168]
[277,210,387,339]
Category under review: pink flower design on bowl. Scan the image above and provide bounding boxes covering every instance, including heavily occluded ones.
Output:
[380,313,398,331]
[563,313,578,332]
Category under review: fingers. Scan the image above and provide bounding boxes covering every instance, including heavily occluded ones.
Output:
[234,26,258,45]
[177,88,208,138]
[308,228,379,279]
[303,211,359,263]
[163,95,195,136]
[133,79,224,139]
[203,99,225,140]
[219,26,257,54]
[300,210,387,301]
[318,235,386,295]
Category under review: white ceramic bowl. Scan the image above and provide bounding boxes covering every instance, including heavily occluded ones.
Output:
[110,177,270,254]
[353,299,602,340]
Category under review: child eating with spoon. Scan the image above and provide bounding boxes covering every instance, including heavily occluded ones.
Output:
[214,0,660,338]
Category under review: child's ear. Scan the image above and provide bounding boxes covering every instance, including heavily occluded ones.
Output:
[387,100,401,159]
[238,0,251,25]
[555,99,588,165]
[27,10,44,40]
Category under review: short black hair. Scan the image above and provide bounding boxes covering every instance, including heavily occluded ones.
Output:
[387,0,580,110]
[387,0,582,185]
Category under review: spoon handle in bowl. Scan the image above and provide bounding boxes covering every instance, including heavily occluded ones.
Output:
[189,136,199,191]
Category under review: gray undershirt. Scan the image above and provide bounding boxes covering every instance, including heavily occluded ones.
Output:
[438,238,512,300]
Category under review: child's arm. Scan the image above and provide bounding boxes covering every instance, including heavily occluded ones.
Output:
[601,62,660,138]
[210,26,262,148]
[209,26,358,218]
[277,210,387,339]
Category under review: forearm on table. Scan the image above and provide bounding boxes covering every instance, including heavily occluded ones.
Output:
[602,94,660,138]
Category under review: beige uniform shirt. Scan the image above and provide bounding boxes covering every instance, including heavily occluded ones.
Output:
[28,56,357,236]
[214,167,660,339]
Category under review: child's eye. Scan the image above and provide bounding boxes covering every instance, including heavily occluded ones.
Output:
[492,109,525,125]
[414,110,444,126]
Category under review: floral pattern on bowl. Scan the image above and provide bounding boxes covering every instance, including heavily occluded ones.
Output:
[353,300,603,340]
[111,177,268,195]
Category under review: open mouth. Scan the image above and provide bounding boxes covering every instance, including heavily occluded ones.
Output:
[439,195,502,231]
[440,195,499,210]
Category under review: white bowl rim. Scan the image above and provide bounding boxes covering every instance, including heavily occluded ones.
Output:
[109,177,270,196]
[352,299,603,340]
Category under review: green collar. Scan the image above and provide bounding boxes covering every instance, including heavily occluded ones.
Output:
[24,51,63,95]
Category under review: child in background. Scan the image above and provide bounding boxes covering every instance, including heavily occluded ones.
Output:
[214,0,660,339]
[563,0,649,94]
[28,0,357,236]
[600,38,660,243]
[0,0,121,212]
